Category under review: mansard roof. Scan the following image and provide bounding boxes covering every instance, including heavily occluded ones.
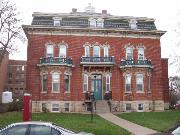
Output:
[31,11,157,31]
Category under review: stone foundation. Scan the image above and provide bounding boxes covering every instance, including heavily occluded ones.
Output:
[32,100,166,113]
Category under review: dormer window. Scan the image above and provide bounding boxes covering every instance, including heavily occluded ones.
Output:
[97,18,104,28]
[89,18,96,27]
[129,19,137,29]
[53,17,62,26]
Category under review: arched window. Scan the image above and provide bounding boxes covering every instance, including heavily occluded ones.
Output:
[85,46,90,57]
[138,48,144,60]
[126,47,133,60]
[46,44,53,57]
[93,46,100,57]
[59,45,67,57]
[125,74,131,92]
[83,74,88,92]
[106,75,110,91]
[136,74,144,92]
[52,72,60,92]
[104,46,109,57]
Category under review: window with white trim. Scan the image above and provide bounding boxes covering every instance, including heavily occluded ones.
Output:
[125,74,131,92]
[54,20,61,26]
[85,46,90,57]
[64,103,70,112]
[126,47,133,60]
[125,103,131,111]
[52,104,59,112]
[104,46,109,57]
[83,74,88,92]
[93,46,100,57]
[52,72,60,92]
[106,75,110,92]
[136,74,144,91]
[148,76,152,92]
[89,18,96,27]
[46,44,53,57]
[42,74,48,92]
[64,74,70,92]
[138,48,144,60]
[137,103,143,111]
[59,45,67,57]
[96,18,104,28]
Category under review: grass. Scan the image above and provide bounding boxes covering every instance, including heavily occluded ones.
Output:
[118,110,180,132]
[0,112,130,135]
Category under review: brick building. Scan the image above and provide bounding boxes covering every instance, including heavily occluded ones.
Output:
[23,4,169,113]
[5,60,27,100]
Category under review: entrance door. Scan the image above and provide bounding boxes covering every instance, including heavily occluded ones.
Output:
[92,75,102,100]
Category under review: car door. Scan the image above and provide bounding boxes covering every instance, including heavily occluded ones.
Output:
[0,124,29,135]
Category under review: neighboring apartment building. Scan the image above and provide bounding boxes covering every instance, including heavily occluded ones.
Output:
[5,60,27,99]
[23,4,169,113]
[0,51,9,103]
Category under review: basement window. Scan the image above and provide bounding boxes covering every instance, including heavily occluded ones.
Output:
[52,104,59,112]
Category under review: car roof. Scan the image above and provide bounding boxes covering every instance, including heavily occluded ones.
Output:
[0,121,75,134]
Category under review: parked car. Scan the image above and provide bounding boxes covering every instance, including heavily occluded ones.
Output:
[149,123,180,135]
[0,121,93,135]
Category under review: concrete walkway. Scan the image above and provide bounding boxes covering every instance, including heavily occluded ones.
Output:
[98,113,157,135]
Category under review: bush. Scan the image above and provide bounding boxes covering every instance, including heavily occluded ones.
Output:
[0,103,9,113]
[8,100,23,112]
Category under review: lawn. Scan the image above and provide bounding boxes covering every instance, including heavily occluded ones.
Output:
[0,112,130,135]
[118,110,180,132]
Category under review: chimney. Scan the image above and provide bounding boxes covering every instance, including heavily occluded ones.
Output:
[102,10,107,15]
[72,8,77,13]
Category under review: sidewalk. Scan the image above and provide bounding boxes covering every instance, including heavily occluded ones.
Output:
[98,113,157,135]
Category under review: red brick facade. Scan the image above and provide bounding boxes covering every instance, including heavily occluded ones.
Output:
[23,10,169,112]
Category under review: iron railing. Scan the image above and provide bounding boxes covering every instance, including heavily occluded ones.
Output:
[39,57,73,66]
[120,59,152,68]
[80,57,115,64]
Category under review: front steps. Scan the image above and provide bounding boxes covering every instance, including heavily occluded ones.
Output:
[94,100,110,113]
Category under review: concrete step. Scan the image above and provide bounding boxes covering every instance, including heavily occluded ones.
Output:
[94,100,110,113]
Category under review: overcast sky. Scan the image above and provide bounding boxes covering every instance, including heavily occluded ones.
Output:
[10,0,180,76]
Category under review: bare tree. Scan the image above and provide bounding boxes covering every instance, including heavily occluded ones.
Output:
[0,0,25,64]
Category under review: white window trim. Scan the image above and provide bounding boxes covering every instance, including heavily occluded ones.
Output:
[46,44,54,57]
[64,74,71,93]
[125,103,132,112]
[83,74,88,92]
[126,47,133,60]
[64,103,70,112]
[104,46,109,57]
[59,45,67,58]
[137,103,144,112]
[52,72,60,93]
[93,46,100,57]
[138,48,144,60]
[106,75,110,92]
[136,74,144,92]
[125,74,131,93]
[85,46,90,57]
[51,104,60,112]
[148,76,152,93]
[41,73,48,93]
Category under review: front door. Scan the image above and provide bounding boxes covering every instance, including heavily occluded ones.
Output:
[92,75,102,100]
